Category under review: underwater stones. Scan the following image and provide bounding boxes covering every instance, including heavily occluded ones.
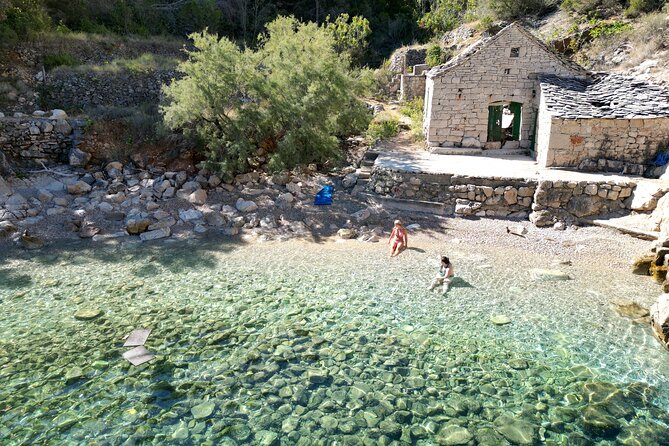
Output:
[612,301,649,319]
[435,424,473,445]
[282,416,300,433]
[254,430,278,446]
[320,415,339,430]
[172,422,189,440]
[494,415,537,445]
[64,367,85,383]
[529,268,571,281]
[475,427,506,446]
[379,419,402,437]
[509,359,529,370]
[490,315,511,326]
[191,401,216,419]
[582,404,621,436]
[0,220,17,238]
[307,369,329,384]
[74,308,102,320]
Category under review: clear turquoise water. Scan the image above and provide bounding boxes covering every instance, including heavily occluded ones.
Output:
[1,237,668,445]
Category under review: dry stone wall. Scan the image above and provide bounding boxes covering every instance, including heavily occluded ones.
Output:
[368,169,536,218]
[368,167,638,225]
[529,179,634,226]
[42,68,180,109]
[400,74,426,102]
[537,116,669,172]
[424,25,586,149]
[0,114,81,164]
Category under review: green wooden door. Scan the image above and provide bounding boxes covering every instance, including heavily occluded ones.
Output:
[510,102,522,141]
[487,105,503,142]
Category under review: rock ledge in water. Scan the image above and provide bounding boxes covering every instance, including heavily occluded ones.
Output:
[529,268,571,281]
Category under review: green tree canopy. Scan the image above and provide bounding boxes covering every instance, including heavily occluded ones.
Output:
[161,16,371,176]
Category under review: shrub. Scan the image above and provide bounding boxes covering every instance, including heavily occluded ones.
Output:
[400,98,425,142]
[161,16,371,176]
[324,13,372,66]
[426,44,450,66]
[626,0,664,17]
[0,0,51,40]
[366,116,399,143]
[483,0,558,20]
[44,53,79,70]
[418,0,470,35]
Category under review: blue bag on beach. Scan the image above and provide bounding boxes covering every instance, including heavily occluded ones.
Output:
[314,185,333,205]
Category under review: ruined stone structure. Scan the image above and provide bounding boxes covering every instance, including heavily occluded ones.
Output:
[400,64,428,102]
[424,23,587,151]
[0,113,83,164]
[423,23,669,175]
[536,74,669,172]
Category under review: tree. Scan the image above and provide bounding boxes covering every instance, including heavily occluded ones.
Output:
[324,13,371,66]
[161,16,371,176]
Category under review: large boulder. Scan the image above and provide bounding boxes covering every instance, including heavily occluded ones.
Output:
[126,218,152,235]
[567,195,601,218]
[650,293,669,349]
[630,182,669,212]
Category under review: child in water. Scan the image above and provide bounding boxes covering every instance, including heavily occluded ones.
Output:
[428,256,454,294]
[388,220,408,257]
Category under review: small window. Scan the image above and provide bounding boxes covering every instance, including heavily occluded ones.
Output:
[510,47,520,57]
[504,68,511,75]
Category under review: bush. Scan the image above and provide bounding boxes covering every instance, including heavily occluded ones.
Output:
[626,0,664,17]
[324,13,371,66]
[561,0,624,17]
[0,0,51,40]
[483,0,558,20]
[366,116,399,143]
[44,52,79,70]
[161,16,371,176]
[426,44,448,66]
[400,98,424,142]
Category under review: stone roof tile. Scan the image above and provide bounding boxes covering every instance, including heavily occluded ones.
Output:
[539,73,669,119]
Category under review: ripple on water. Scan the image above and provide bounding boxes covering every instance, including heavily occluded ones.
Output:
[0,238,668,445]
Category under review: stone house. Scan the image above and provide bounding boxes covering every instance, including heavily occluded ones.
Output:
[423,23,669,174]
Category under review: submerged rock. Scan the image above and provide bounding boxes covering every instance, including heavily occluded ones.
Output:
[436,424,473,445]
[581,404,621,436]
[191,401,215,419]
[19,230,45,249]
[494,414,537,445]
[74,309,102,320]
[529,268,571,281]
[612,301,649,319]
[490,315,511,326]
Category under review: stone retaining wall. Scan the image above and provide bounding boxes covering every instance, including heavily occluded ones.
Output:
[0,116,79,163]
[529,179,634,226]
[537,116,669,171]
[41,68,180,109]
[368,169,536,218]
[368,168,638,225]
[400,74,426,102]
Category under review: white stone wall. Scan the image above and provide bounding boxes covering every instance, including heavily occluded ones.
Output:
[541,117,669,168]
[424,25,586,149]
[535,93,553,166]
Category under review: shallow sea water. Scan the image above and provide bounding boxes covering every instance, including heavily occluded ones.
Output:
[1,236,669,445]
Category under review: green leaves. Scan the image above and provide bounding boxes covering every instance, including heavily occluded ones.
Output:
[161,16,371,176]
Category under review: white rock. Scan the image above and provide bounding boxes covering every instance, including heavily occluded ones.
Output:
[236,198,258,213]
[188,189,207,205]
[179,209,203,221]
[631,182,669,211]
[139,227,171,241]
[49,109,68,119]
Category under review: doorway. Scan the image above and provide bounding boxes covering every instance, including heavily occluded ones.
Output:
[487,102,522,144]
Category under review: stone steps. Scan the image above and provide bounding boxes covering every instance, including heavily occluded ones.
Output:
[430,146,483,156]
